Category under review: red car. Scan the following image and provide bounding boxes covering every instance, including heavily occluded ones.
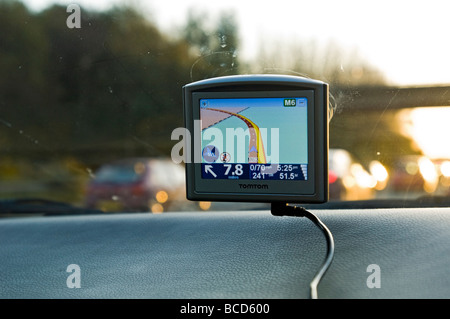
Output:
[84,158,186,213]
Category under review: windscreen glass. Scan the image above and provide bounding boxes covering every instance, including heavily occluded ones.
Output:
[2,0,450,215]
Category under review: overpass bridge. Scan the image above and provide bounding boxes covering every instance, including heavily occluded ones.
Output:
[333,85,450,111]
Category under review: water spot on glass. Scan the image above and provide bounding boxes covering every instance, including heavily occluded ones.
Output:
[112,195,119,201]
[86,168,95,178]
[108,86,113,93]
[220,35,227,48]
[0,119,12,128]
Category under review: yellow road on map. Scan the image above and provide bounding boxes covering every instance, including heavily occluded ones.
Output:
[208,108,267,164]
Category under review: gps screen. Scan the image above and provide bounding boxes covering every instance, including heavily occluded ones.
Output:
[200,97,308,181]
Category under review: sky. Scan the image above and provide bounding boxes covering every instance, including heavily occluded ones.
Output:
[24,0,450,86]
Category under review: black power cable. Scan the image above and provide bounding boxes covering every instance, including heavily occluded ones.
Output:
[271,202,335,299]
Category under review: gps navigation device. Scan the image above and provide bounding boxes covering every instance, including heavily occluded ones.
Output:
[183,74,329,203]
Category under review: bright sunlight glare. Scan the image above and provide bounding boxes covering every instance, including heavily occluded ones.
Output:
[398,107,450,160]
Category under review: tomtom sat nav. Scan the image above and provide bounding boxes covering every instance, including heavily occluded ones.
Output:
[183,74,329,203]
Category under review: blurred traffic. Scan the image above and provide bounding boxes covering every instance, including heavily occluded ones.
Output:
[329,149,387,201]
[84,158,186,213]
[81,150,449,209]
[0,150,448,213]
[329,149,449,201]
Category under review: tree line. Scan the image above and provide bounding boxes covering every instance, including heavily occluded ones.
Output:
[0,0,388,167]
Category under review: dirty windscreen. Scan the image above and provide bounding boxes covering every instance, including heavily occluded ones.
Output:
[1,0,449,215]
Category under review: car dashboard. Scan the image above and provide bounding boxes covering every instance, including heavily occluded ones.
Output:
[1,207,450,299]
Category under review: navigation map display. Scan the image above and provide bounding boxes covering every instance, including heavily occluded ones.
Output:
[200,97,308,181]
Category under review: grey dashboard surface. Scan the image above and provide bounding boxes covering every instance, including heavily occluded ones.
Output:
[1,208,450,299]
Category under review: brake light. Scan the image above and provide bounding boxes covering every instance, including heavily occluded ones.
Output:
[329,170,338,184]
[131,183,145,196]
[155,190,169,204]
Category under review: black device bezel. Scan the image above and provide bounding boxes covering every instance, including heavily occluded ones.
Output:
[183,74,329,203]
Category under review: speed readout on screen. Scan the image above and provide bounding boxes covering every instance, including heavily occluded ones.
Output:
[200,96,308,181]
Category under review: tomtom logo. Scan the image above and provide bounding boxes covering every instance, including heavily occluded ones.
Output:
[239,184,269,189]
